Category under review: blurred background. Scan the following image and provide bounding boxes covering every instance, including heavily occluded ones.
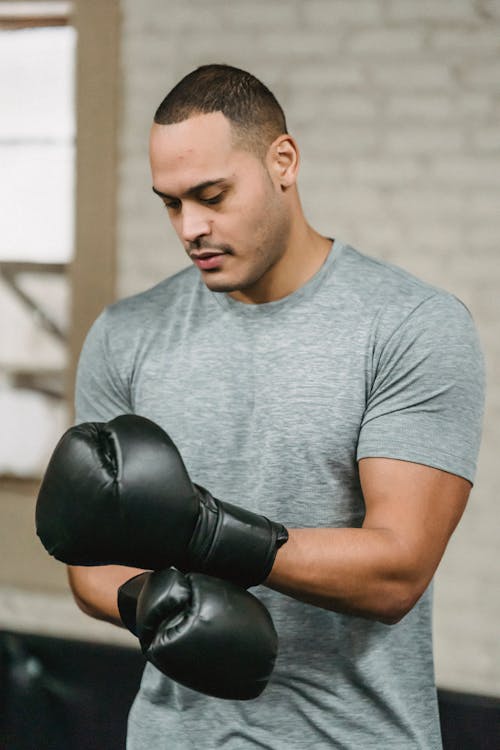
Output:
[0,0,498,747]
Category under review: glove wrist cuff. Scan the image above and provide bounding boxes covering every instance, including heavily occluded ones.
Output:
[189,486,288,588]
[117,572,149,636]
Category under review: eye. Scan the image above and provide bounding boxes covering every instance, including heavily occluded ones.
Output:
[201,193,224,206]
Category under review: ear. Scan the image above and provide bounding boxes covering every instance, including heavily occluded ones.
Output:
[267,135,299,189]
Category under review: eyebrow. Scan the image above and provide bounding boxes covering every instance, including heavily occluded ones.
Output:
[152,178,228,201]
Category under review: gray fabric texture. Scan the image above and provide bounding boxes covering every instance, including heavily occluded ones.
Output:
[75,240,485,749]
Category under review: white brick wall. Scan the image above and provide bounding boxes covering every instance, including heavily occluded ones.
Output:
[117,0,500,697]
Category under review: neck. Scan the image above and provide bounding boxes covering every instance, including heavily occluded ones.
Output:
[229,211,332,305]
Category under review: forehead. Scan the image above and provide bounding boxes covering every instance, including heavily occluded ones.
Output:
[149,112,240,190]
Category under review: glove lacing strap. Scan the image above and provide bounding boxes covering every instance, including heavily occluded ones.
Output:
[187,484,288,588]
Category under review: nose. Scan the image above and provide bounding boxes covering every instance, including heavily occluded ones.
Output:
[179,204,211,244]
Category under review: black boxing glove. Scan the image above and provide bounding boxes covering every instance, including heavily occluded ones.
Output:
[118,568,278,700]
[35,414,288,587]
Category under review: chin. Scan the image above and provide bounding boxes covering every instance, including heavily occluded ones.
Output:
[200,274,240,294]
[199,261,267,297]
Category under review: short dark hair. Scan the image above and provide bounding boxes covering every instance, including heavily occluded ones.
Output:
[154,64,288,158]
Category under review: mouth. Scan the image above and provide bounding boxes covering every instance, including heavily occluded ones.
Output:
[190,250,226,260]
[190,251,227,271]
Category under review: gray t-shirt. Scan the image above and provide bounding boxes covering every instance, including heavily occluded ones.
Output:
[76,240,485,749]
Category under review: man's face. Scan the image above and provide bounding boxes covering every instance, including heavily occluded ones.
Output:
[149,112,291,301]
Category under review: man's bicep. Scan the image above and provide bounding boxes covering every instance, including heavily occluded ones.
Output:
[359,457,470,589]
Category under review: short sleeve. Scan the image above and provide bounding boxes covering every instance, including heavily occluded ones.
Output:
[357,293,485,483]
[75,308,133,423]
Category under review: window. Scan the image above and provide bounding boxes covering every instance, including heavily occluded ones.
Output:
[0,2,75,476]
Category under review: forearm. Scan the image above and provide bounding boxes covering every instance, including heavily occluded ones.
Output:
[265,527,424,625]
[67,564,146,627]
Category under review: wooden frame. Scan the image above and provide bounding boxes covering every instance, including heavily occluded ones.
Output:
[68,0,120,413]
[0,1,71,29]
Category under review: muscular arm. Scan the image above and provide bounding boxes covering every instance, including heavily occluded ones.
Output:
[265,457,470,624]
[66,458,469,627]
[67,564,145,627]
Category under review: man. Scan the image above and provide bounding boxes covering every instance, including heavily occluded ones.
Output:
[66,65,484,748]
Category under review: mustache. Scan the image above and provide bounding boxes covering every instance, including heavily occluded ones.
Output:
[187,240,234,254]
